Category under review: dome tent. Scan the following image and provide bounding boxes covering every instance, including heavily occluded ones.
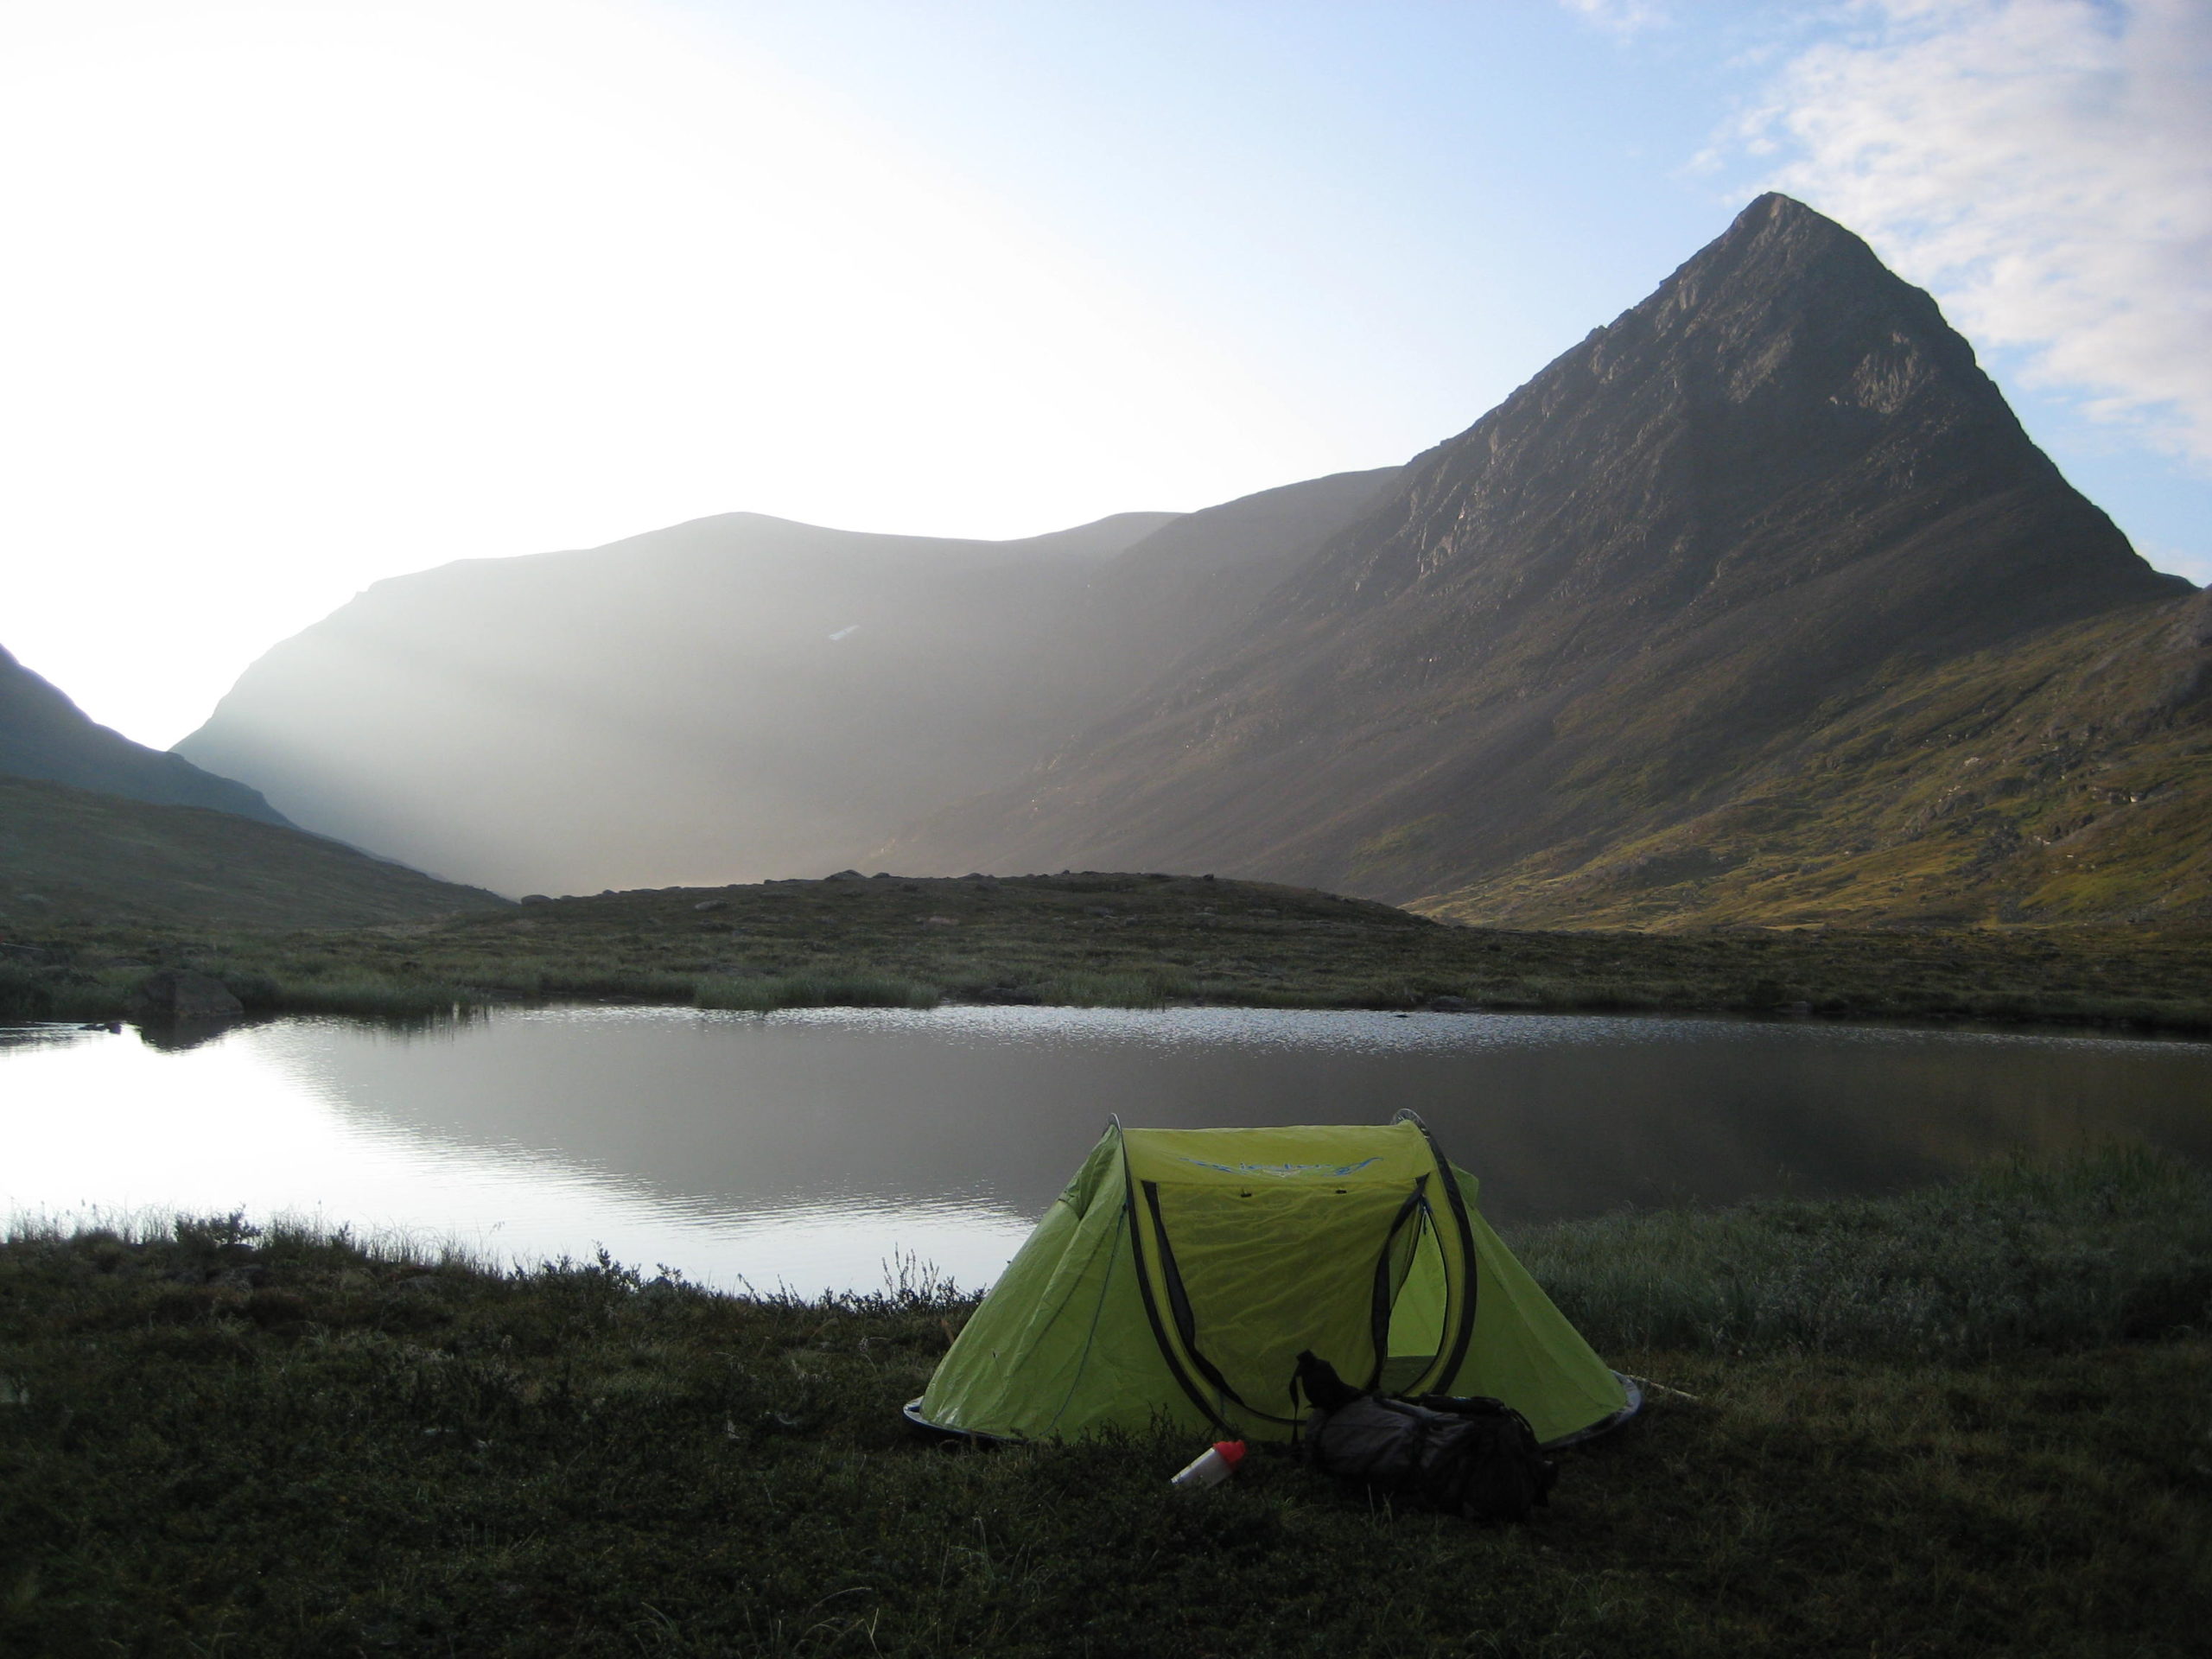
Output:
[909,1115,1638,1447]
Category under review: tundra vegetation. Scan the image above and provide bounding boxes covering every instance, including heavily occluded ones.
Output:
[0,1151,2204,1655]
[3,871,2209,1033]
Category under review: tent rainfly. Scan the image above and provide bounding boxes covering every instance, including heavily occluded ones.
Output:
[908,1115,1639,1447]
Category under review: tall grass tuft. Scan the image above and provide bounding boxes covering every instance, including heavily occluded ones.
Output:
[1512,1146,2212,1358]
[255,972,475,1017]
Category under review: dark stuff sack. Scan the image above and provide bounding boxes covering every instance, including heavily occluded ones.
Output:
[1294,1350,1557,1523]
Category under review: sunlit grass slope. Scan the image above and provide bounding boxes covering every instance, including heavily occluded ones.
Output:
[1420,594,2212,930]
[1,1152,2205,1655]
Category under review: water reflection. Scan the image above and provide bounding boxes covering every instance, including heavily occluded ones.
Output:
[3,1007,2207,1294]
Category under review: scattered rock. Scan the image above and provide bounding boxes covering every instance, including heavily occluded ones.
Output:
[921,915,960,927]
[693,899,728,912]
[126,969,245,1020]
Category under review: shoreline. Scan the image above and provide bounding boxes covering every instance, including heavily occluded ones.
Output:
[6,871,2210,1037]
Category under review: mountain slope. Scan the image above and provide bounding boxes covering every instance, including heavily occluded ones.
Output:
[1421,586,2212,926]
[0,776,509,929]
[175,478,1395,895]
[885,194,2195,918]
[1,644,289,825]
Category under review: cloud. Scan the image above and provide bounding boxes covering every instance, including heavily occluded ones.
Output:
[1743,0,2212,468]
[1557,0,1672,35]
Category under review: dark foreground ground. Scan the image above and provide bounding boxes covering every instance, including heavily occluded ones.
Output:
[3,1153,2207,1656]
[6,871,2212,1032]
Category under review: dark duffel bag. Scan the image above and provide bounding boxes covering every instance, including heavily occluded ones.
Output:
[1295,1352,1557,1523]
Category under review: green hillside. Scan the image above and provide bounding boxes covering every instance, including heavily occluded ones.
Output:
[1420,590,2212,929]
[0,776,509,931]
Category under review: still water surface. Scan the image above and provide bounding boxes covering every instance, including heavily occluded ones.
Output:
[5,1005,2208,1294]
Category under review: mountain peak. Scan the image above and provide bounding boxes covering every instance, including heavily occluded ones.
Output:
[1709,191,1868,264]
[894,196,2185,906]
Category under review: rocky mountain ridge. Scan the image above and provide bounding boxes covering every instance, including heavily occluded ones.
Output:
[882,194,2202,925]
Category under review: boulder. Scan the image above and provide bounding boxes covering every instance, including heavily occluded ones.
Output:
[127,969,245,1020]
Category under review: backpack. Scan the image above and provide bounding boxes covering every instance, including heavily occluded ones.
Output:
[1294,1351,1557,1523]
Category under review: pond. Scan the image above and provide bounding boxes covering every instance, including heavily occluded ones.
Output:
[4,1005,2208,1294]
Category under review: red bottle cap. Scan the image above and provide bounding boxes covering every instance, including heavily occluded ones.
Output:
[1213,1440,1247,1467]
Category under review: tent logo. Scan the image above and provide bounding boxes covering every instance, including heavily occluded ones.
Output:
[1178,1157,1382,1179]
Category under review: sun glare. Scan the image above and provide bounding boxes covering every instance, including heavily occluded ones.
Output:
[0,0,1318,747]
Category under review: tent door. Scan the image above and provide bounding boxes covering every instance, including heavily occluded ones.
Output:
[1138,1175,1431,1427]
[1380,1209,1448,1394]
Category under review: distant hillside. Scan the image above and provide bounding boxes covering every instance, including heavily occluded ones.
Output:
[162,194,2205,931]
[0,776,510,930]
[886,195,2202,926]
[1,643,288,824]
[175,479,1395,896]
[1417,588,2212,927]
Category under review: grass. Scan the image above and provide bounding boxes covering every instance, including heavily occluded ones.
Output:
[1513,1147,2212,1358]
[0,774,506,931]
[3,869,2211,1033]
[2,1154,2207,1656]
[1418,595,2212,933]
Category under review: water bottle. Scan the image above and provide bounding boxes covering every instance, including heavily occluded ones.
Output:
[1170,1440,1247,1489]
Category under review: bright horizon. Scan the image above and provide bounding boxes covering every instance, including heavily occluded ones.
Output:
[4,0,2208,750]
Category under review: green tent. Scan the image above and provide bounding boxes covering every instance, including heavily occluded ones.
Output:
[909,1115,1637,1447]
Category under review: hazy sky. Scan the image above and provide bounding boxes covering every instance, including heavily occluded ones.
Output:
[5,0,2208,748]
